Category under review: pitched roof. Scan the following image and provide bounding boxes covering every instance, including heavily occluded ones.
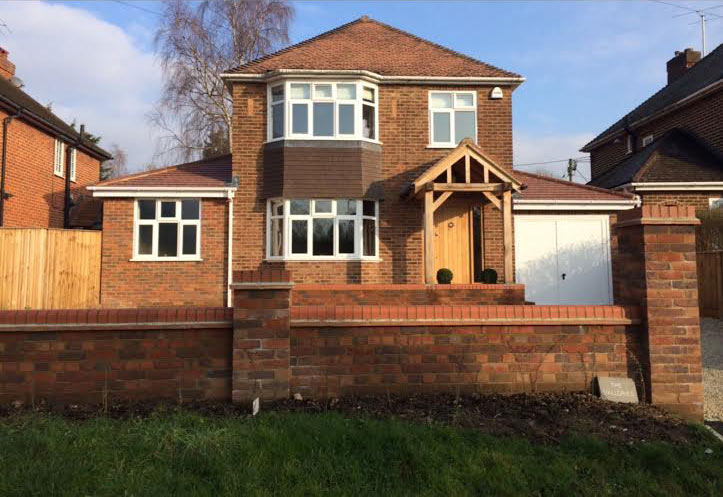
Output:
[515,170,635,201]
[0,76,112,160]
[227,16,521,79]
[582,43,723,151]
[587,128,723,189]
[95,154,232,188]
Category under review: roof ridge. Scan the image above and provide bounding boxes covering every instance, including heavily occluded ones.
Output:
[516,169,634,199]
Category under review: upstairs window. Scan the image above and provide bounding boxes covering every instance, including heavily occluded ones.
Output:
[134,199,201,260]
[69,149,77,182]
[429,91,477,147]
[53,139,65,177]
[267,81,378,142]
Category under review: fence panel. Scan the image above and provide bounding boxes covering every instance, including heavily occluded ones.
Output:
[697,251,723,318]
[0,228,101,309]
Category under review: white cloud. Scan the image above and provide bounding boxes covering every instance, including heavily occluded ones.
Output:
[1,1,162,169]
[513,132,595,183]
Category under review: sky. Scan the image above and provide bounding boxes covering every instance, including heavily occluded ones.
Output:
[0,0,721,181]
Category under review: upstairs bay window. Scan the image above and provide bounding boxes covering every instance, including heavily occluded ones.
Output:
[267,199,378,260]
[267,81,378,142]
[429,91,477,147]
[133,199,201,260]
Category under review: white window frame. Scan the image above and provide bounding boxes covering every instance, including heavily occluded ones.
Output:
[428,91,477,148]
[265,199,379,261]
[266,80,380,143]
[626,135,633,154]
[709,197,723,210]
[642,134,654,147]
[132,199,202,261]
[69,148,77,182]
[53,139,65,177]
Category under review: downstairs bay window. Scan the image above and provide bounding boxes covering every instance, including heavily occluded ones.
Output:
[133,199,201,260]
[267,199,378,260]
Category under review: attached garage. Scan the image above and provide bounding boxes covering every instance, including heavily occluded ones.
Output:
[512,172,639,305]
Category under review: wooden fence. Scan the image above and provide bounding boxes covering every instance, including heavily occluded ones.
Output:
[697,251,723,319]
[0,228,101,310]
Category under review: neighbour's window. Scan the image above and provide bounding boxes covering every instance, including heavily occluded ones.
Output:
[710,198,723,210]
[267,81,378,142]
[642,134,654,147]
[134,199,201,260]
[429,91,477,147]
[266,199,378,260]
[53,139,65,177]
[69,149,77,182]
[626,135,633,154]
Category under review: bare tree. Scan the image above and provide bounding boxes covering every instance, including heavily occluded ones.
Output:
[151,0,293,162]
[100,144,128,180]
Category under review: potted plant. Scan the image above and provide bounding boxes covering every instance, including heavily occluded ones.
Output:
[481,268,498,284]
[436,268,453,284]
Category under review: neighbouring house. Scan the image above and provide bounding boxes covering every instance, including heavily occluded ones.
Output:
[90,16,638,308]
[582,45,723,211]
[0,47,112,229]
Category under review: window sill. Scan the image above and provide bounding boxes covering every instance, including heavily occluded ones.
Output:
[54,172,64,178]
[265,137,383,146]
[426,144,457,149]
[129,257,204,262]
[264,257,381,263]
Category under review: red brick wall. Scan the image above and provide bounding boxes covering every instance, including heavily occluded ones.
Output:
[638,191,723,211]
[0,307,232,405]
[292,283,526,306]
[100,198,230,307]
[230,82,516,284]
[0,109,101,228]
[589,90,722,179]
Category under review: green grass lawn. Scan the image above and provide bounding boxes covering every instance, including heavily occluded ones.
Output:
[0,410,720,497]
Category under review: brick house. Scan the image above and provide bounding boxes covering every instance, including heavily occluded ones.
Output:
[91,17,637,308]
[583,45,723,211]
[0,48,112,229]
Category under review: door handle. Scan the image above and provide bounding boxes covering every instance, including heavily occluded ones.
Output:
[561,273,566,280]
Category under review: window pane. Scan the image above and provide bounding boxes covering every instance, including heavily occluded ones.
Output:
[430,93,453,108]
[290,83,310,99]
[454,111,476,143]
[271,200,284,216]
[158,223,178,257]
[363,104,375,139]
[363,219,376,256]
[138,225,153,255]
[313,102,334,136]
[181,200,199,220]
[337,199,356,215]
[363,86,375,103]
[455,93,474,107]
[314,200,332,213]
[312,218,333,256]
[270,218,283,256]
[337,83,356,100]
[363,200,375,217]
[339,104,355,135]
[161,201,176,218]
[291,220,308,254]
[290,199,310,215]
[338,219,355,254]
[182,225,197,255]
[272,103,284,138]
[138,200,155,220]
[314,84,332,98]
[292,103,308,134]
[432,112,451,143]
[271,85,284,102]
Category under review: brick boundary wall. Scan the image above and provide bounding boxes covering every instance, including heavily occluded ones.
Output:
[292,284,526,306]
[0,308,232,405]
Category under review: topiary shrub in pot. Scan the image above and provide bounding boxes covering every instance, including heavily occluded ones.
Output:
[481,268,498,284]
[436,268,453,284]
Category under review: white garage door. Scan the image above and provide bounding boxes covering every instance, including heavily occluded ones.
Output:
[514,215,613,305]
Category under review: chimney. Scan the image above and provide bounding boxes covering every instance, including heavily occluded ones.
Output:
[0,47,16,80]
[666,48,701,85]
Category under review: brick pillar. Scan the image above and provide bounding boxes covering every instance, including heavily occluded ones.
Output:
[231,270,292,403]
[615,206,703,421]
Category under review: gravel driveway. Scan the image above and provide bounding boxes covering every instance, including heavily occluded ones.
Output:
[702,318,722,421]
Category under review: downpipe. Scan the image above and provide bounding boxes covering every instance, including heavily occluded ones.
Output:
[0,110,21,227]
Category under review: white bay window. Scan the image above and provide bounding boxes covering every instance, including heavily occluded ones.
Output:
[267,199,378,260]
[267,81,378,142]
[134,199,201,260]
[429,91,477,147]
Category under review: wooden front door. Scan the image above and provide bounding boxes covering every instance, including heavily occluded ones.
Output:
[434,198,473,284]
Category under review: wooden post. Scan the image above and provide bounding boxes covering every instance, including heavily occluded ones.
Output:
[424,189,435,284]
[503,189,513,283]
[465,153,471,183]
